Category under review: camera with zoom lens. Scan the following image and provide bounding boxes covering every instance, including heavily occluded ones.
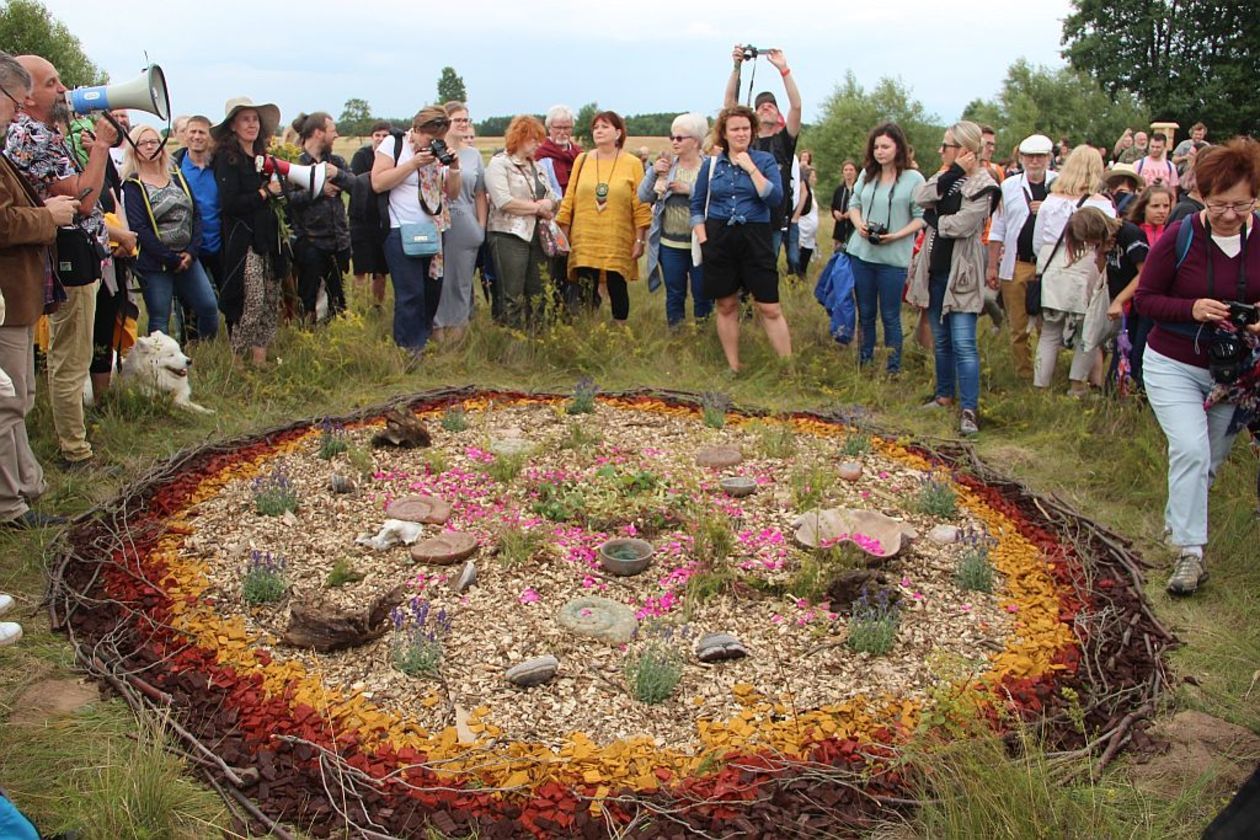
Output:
[866,222,889,245]
[740,45,766,61]
[1207,302,1260,384]
[428,138,457,166]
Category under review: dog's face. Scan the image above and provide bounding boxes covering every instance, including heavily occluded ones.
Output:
[133,331,192,379]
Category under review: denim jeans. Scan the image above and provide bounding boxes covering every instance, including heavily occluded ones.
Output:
[784,222,800,274]
[926,270,980,410]
[140,259,220,340]
[1144,348,1238,550]
[383,229,434,351]
[851,253,906,372]
[659,245,710,325]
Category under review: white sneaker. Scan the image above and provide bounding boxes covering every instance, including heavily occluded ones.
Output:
[0,593,13,617]
[0,622,22,646]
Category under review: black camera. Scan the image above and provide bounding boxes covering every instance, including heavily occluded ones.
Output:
[740,45,765,61]
[866,222,889,245]
[1226,300,1260,329]
[428,138,457,166]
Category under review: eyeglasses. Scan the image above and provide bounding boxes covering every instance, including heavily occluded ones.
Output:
[451,117,471,124]
[669,135,693,142]
[939,142,960,151]
[1205,199,1256,215]
[0,86,21,108]
[551,124,573,131]
[136,138,162,148]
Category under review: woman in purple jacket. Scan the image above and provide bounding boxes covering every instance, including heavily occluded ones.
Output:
[1134,138,1260,596]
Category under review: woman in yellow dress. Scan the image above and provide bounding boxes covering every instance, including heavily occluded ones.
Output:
[556,111,650,320]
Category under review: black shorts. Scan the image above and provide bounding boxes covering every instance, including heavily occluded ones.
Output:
[350,227,388,275]
[700,220,779,303]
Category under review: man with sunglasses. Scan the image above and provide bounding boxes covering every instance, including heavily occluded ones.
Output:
[5,55,116,472]
[0,52,80,532]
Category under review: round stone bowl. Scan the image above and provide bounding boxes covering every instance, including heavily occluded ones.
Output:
[719,476,757,498]
[598,538,655,577]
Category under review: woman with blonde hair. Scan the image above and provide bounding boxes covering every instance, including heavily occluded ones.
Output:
[122,124,219,340]
[371,105,462,352]
[483,115,559,328]
[1034,207,1121,393]
[907,121,1000,435]
[1033,145,1115,254]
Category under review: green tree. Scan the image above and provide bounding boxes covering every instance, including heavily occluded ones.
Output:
[961,60,1148,162]
[338,97,372,137]
[0,0,105,87]
[799,73,943,202]
[436,67,467,104]
[1062,0,1259,139]
[574,101,599,147]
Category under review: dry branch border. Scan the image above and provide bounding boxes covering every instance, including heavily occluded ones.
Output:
[45,386,1174,838]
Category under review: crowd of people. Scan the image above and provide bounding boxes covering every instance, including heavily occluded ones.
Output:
[0,43,1257,667]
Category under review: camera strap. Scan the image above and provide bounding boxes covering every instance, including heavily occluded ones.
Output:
[1203,216,1248,301]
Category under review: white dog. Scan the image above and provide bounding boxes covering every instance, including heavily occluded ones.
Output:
[119,331,214,414]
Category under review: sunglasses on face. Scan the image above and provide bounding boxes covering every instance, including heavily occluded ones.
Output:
[669,135,693,142]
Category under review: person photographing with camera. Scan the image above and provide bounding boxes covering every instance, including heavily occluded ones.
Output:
[371,106,461,354]
[723,45,801,262]
[1134,138,1260,596]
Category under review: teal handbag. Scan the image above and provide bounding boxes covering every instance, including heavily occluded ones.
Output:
[400,219,440,257]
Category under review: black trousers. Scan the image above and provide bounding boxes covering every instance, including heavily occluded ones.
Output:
[295,239,347,319]
[568,268,629,320]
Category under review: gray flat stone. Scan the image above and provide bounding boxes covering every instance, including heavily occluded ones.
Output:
[410,531,478,565]
[695,632,748,663]
[386,494,452,525]
[838,461,863,482]
[928,525,960,544]
[329,472,356,494]
[505,655,558,687]
[490,437,532,457]
[454,560,477,593]
[557,597,638,645]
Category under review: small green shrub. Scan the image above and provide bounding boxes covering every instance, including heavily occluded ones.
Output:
[252,463,298,516]
[955,547,995,593]
[847,585,899,655]
[495,524,550,566]
[557,422,602,452]
[624,641,683,704]
[685,508,737,604]
[482,452,526,483]
[390,599,452,678]
[532,481,583,522]
[316,418,349,459]
[422,448,449,475]
[700,391,730,429]
[841,433,871,457]
[790,462,835,510]
[566,376,598,415]
[916,474,958,518]
[325,559,365,588]
[345,445,376,479]
[440,406,469,431]
[755,422,796,458]
[242,551,287,604]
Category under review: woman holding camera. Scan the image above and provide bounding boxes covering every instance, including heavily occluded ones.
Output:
[556,111,650,321]
[213,97,284,365]
[371,106,461,353]
[690,105,787,373]
[432,101,487,342]
[639,112,711,326]
[1135,139,1260,596]
[906,121,1000,436]
[484,115,558,329]
[121,125,219,341]
[847,123,926,374]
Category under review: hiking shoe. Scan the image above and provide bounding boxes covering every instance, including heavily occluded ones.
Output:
[921,397,951,410]
[1166,552,1207,596]
[960,409,979,436]
[0,593,12,617]
[0,621,21,646]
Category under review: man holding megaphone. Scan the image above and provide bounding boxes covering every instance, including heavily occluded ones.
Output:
[5,55,117,471]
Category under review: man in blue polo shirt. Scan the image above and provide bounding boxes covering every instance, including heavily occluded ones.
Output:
[174,115,221,288]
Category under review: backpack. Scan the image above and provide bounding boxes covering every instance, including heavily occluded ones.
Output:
[1136,156,1173,182]
[375,130,407,234]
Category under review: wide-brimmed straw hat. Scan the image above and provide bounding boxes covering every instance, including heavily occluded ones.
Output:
[213,96,280,142]
[1104,163,1143,192]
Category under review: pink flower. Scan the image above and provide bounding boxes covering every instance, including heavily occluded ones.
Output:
[624,523,638,536]
[1005,604,1020,613]
[960,603,973,613]
[518,588,541,605]
[771,614,785,624]
[899,576,912,588]
[911,591,924,601]
[878,470,890,479]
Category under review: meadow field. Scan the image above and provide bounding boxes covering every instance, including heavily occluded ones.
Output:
[0,212,1255,838]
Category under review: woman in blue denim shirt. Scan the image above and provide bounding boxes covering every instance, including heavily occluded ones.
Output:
[691,106,787,373]
[639,112,711,326]
[846,122,926,374]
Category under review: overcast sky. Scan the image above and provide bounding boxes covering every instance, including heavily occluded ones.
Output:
[51,0,1075,132]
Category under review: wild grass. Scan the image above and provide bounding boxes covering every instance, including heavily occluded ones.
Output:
[494,524,550,567]
[1,218,1255,834]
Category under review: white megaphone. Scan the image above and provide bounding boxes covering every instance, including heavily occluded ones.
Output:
[65,65,171,120]
[257,155,328,195]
